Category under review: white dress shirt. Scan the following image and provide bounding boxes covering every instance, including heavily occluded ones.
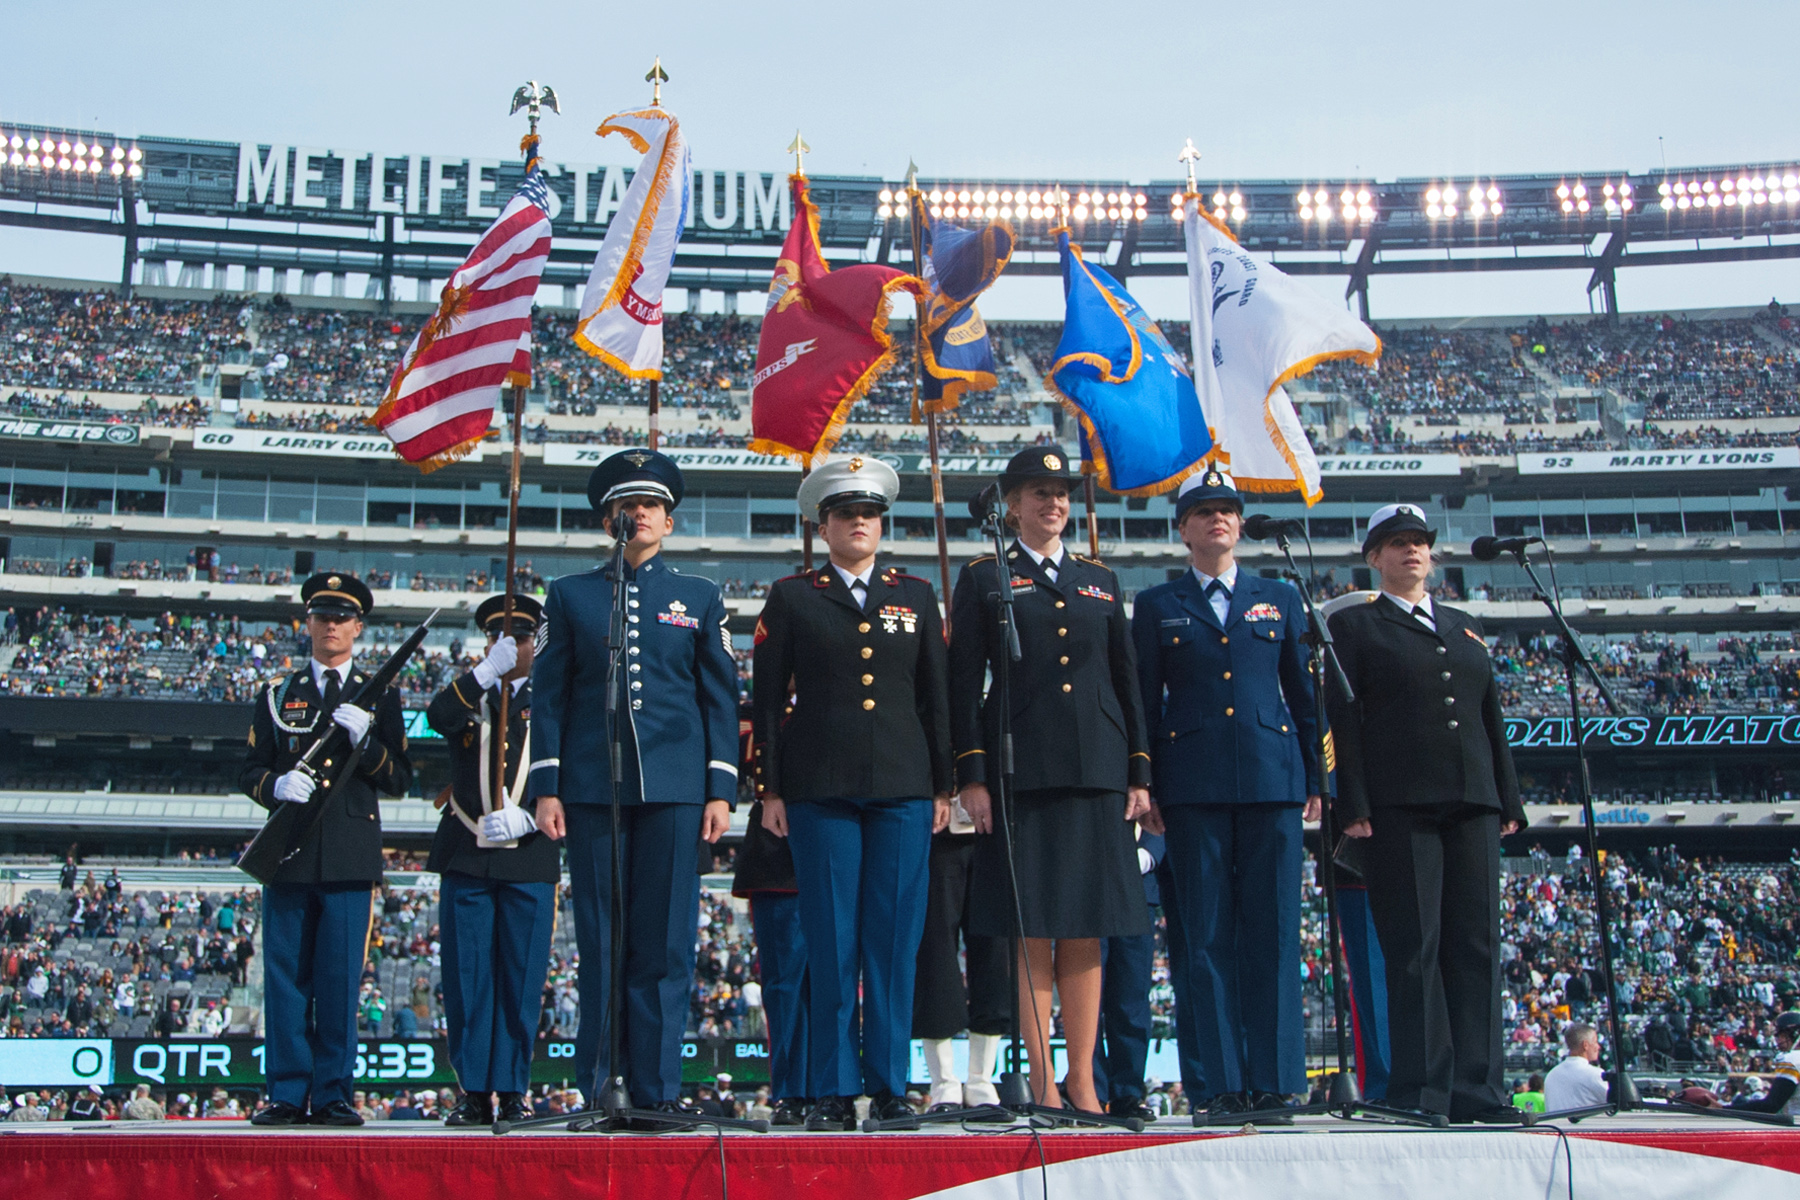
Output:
[310,659,352,693]
[1382,590,1437,631]
[833,563,874,608]
[1191,565,1239,625]
[1543,1053,1608,1111]
[1018,542,1065,583]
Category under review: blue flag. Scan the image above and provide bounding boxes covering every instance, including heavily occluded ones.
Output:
[914,196,1013,413]
[1047,231,1212,495]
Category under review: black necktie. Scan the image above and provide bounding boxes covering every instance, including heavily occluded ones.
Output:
[321,669,341,712]
[1204,580,1228,600]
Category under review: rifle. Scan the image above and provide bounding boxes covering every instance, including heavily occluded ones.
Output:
[237,611,438,885]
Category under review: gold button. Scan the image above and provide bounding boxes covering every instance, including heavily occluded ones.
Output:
[861,647,873,659]
[1282,725,1289,733]
[1057,627,1067,637]
[862,674,873,685]
[1060,655,1070,665]
[1055,600,1066,609]
[1226,706,1235,716]
[1172,637,1180,645]
[1222,671,1231,680]
[859,622,871,633]
[862,698,876,711]
[1169,731,1177,740]
[1062,683,1072,693]
[1220,636,1229,644]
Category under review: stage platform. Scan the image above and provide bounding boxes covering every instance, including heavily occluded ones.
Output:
[6,1113,1798,1198]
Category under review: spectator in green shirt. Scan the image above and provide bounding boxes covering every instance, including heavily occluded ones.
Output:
[1511,1072,1546,1113]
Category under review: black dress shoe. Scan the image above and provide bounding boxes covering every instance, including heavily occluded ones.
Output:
[1108,1098,1158,1122]
[804,1095,858,1131]
[1206,1091,1249,1116]
[444,1095,495,1127]
[250,1101,307,1126]
[1245,1091,1297,1123]
[870,1092,916,1122]
[1460,1103,1526,1125]
[307,1100,364,1127]
[770,1097,811,1127]
[495,1093,532,1124]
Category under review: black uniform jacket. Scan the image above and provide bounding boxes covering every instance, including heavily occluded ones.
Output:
[1326,595,1525,828]
[239,664,412,884]
[948,543,1152,794]
[752,562,952,802]
[424,672,560,883]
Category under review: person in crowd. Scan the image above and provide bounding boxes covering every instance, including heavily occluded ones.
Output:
[238,572,412,1127]
[1732,1011,1800,1114]
[1543,1021,1608,1112]
[1131,469,1320,1121]
[426,594,559,1129]
[753,457,951,1130]
[950,447,1151,1115]
[122,1083,165,1120]
[529,449,737,1124]
[1328,503,1526,1124]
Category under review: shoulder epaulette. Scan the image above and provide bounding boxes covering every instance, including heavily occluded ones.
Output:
[966,555,997,566]
[771,572,810,585]
[1072,553,1108,567]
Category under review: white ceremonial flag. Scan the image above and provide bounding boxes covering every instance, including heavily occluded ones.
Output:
[1183,205,1380,504]
[573,108,691,379]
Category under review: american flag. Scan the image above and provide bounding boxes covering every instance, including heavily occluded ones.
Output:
[372,169,553,470]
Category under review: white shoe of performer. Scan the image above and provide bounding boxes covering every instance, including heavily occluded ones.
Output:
[923,1037,964,1108]
[964,1032,1003,1107]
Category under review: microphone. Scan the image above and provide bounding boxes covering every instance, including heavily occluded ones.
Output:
[1470,534,1542,561]
[1243,514,1305,541]
[967,483,1002,525]
[609,510,639,542]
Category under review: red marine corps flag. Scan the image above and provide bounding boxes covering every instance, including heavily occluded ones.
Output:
[749,171,919,465]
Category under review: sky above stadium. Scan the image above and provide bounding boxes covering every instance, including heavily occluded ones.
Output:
[2,0,1796,321]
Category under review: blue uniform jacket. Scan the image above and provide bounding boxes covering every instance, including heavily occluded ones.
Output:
[527,553,739,806]
[1132,570,1320,807]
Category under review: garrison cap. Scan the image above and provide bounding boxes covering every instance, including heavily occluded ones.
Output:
[796,454,900,518]
[998,446,1076,494]
[301,571,373,619]
[1174,467,1242,522]
[1361,502,1437,557]
[473,593,543,636]
[586,447,685,513]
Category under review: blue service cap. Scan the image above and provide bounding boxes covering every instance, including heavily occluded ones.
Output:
[586,447,685,513]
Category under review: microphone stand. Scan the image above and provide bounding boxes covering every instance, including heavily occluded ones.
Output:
[1236,528,1441,1129]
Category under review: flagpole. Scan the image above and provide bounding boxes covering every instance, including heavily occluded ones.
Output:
[907,167,955,634]
[1083,475,1100,559]
[645,63,667,454]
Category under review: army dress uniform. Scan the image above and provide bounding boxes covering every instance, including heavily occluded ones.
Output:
[426,595,558,1122]
[1326,503,1525,1122]
[1130,471,1319,1106]
[238,573,411,1121]
[528,451,739,1108]
[751,457,952,1114]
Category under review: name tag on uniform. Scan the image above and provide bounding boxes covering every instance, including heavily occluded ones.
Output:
[1077,585,1114,602]
[1160,617,1191,628]
[1245,602,1282,622]
[657,598,700,629]
[879,605,918,634]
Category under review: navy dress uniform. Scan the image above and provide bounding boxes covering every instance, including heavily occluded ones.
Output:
[1092,829,1166,1117]
[751,456,952,1128]
[426,594,559,1128]
[528,450,740,1109]
[1326,504,1525,1122]
[238,572,411,1125]
[1131,470,1319,1113]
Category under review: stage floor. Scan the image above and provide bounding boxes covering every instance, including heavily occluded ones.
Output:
[7,1112,1799,1198]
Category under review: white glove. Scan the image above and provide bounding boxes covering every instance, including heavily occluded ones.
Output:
[481,807,537,841]
[273,770,316,804]
[1138,847,1156,876]
[471,636,518,691]
[330,703,372,743]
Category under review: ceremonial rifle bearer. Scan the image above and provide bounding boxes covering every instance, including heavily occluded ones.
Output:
[753,455,953,1130]
[240,572,411,1127]
[427,593,558,1129]
[528,448,739,1120]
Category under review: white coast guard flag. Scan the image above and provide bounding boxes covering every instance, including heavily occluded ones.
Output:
[1183,206,1381,504]
[573,108,690,379]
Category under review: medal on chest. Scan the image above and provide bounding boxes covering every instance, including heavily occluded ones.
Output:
[657,598,701,629]
[879,604,918,634]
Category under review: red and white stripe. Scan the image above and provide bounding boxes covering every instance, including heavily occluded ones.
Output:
[374,185,551,468]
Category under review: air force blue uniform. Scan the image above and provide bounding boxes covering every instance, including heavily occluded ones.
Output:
[1133,569,1319,1102]
[528,553,739,1105]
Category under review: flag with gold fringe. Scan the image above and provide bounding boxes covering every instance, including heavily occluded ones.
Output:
[749,175,919,465]
[372,168,551,471]
[572,107,689,379]
[912,195,1013,414]
[1183,203,1380,504]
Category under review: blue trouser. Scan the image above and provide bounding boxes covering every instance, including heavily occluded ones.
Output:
[1156,858,1202,1097]
[261,882,371,1110]
[439,871,556,1095]
[1338,884,1391,1101]
[565,802,703,1106]
[1162,803,1305,1099]
[786,796,932,1099]
[749,892,810,1100]
[1091,925,1154,1106]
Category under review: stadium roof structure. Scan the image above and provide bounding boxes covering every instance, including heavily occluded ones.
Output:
[1,120,1798,316]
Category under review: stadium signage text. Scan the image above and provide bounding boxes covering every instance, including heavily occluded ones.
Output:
[1518,448,1800,475]
[1503,714,1800,750]
[1316,455,1462,477]
[0,419,139,446]
[192,429,480,461]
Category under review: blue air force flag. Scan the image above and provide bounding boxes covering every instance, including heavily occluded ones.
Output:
[1184,205,1380,504]
[1046,231,1212,495]
[914,198,1013,413]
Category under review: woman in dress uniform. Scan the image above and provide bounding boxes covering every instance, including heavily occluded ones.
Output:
[949,447,1152,1115]
[1328,503,1527,1124]
[752,455,953,1131]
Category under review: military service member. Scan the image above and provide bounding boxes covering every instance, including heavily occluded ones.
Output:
[753,455,952,1131]
[426,594,558,1129]
[528,449,738,1119]
[240,572,411,1127]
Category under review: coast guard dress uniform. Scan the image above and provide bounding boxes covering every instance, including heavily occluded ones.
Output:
[1131,471,1319,1115]
[426,594,559,1128]
[1326,504,1525,1122]
[528,450,740,1111]
[751,456,952,1129]
[239,572,411,1126]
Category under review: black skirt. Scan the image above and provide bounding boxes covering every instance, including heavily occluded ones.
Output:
[968,788,1150,940]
